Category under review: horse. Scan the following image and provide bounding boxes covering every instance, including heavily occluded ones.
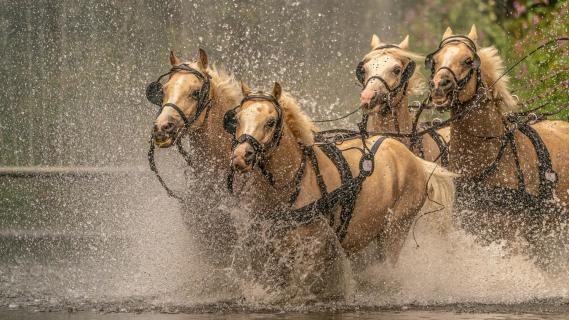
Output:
[226,81,456,298]
[147,49,242,266]
[357,34,450,165]
[426,25,569,268]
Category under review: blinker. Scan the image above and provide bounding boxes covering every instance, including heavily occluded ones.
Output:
[223,109,238,134]
[146,81,164,106]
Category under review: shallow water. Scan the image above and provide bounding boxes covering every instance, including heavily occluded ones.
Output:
[3,310,569,320]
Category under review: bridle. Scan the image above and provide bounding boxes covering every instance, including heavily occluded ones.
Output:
[425,35,483,110]
[146,63,213,136]
[355,44,417,136]
[146,63,213,201]
[223,93,285,192]
[356,44,417,118]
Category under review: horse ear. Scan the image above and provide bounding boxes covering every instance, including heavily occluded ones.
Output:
[371,34,381,49]
[170,50,181,66]
[467,24,478,43]
[442,27,453,40]
[197,48,208,70]
[272,82,282,100]
[399,35,410,49]
[240,80,251,96]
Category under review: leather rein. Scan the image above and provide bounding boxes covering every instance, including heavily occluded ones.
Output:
[146,64,213,201]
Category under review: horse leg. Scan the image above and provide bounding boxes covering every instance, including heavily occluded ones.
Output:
[277,218,348,301]
[381,187,426,265]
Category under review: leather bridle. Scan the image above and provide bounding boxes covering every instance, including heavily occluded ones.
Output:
[146,64,213,137]
[356,44,417,117]
[224,93,285,192]
[425,35,483,110]
[146,64,213,201]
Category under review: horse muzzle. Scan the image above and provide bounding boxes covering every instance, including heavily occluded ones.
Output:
[153,121,178,148]
[361,93,387,115]
[231,143,256,173]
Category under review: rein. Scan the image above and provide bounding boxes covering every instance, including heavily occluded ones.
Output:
[146,64,213,200]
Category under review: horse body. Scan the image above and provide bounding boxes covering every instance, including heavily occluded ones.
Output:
[229,84,456,273]
[427,26,569,269]
[358,34,450,164]
[428,26,569,208]
[149,50,242,265]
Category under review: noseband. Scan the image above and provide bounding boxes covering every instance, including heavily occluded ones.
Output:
[224,93,285,192]
[146,64,213,134]
[355,44,416,116]
[425,35,483,108]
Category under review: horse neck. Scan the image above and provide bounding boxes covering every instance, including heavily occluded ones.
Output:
[372,95,413,144]
[248,127,303,208]
[190,83,237,171]
[449,94,506,175]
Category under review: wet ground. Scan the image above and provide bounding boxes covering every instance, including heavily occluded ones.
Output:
[3,308,569,320]
[2,170,569,320]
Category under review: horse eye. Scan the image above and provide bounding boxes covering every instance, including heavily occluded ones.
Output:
[393,67,401,75]
[189,90,200,99]
[266,119,276,128]
[464,58,473,65]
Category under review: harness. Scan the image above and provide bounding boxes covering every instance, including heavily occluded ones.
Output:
[224,93,388,241]
[426,36,559,202]
[146,64,213,201]
[464,116,558,201]
[272,136,387,242]
[425,35,483,109]
[223,94,285,192]
[356,44,417,125]
[355,44,450,165]
[408,121,450,167]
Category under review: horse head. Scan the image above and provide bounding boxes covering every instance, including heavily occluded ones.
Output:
[149,49,212,148]
[426,25,481,110]
[229,82,284,173]
[357,34,418,115]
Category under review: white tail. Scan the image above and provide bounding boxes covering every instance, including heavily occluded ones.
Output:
[418,159,458,234]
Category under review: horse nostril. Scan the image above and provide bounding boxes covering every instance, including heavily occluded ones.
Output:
[429,80,436,88]
[439,78,451,88]
[163,122,176,133]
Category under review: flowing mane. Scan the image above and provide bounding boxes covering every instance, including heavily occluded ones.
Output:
[478,46,517,111]
[363,47,425,96]
[182,61,242,110]
[278,91,316,145]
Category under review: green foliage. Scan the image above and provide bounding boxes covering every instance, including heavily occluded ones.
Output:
[401,0,568,119]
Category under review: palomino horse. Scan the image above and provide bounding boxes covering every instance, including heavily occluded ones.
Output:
[357,34,450,165]
[148,49,242,265]
[226,81,456,296]
[427,25,569,265]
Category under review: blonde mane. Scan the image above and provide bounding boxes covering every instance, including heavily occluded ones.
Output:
[278,92,316,145]
[182,61,242,111]
[363,47,426,96]
[477,46,517,111]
